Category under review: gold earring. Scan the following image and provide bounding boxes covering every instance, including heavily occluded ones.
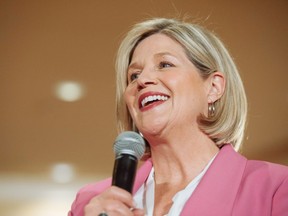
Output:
[208,103,216,118]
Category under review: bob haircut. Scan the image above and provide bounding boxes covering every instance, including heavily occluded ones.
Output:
[115,18,247,151]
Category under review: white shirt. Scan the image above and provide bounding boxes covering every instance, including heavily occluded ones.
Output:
[134,155,217,216]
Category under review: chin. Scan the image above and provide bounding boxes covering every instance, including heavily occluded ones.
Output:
[138,122,167,139]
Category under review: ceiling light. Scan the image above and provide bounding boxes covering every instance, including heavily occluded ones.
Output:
[55,81,85,102]
[51,163,75,184]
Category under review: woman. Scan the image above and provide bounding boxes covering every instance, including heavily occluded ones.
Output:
[69,18,288,216]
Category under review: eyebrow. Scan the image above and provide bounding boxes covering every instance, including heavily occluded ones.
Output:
[154,52,174,58]
[128,51,176,70]
[128,62,141,72]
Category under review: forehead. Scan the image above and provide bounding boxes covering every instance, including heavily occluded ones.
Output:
[130,33,186,61]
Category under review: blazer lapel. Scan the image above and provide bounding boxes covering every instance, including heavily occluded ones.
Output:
[132,159,153,194]
[181,144,247,216]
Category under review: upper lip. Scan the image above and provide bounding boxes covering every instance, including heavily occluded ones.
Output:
[138,91,170,108]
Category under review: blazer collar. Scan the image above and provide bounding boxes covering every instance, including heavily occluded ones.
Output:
[133,159,153,194]
[132,145,247,215]
[181,144,247,215]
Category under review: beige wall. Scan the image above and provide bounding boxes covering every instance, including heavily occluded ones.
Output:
[0,0,287,215]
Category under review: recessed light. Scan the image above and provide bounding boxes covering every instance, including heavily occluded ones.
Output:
[55,81,85,102]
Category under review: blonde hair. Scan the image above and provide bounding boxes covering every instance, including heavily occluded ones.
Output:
[115,18,247,151]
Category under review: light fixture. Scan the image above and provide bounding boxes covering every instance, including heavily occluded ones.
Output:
[54,81,85,102]
[50,163,75,184]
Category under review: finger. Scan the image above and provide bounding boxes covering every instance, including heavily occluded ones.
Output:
[85,186,136,216]
[85,199,134,216]
[105,201,135,216]
[100,186,136,208]
[132,208,145,216]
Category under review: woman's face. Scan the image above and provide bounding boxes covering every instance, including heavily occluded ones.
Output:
[124,33,210,137]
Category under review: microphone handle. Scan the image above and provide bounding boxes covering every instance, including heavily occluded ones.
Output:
[112,154,138,193]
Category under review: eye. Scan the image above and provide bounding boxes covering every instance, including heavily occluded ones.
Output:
[129,73,140,82]
[159,61,174,69]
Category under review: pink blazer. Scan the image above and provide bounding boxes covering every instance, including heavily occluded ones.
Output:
[68,145,288,216]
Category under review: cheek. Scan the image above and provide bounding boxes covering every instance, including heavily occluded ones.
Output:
[123,90,130,107]
[123,88,135,110]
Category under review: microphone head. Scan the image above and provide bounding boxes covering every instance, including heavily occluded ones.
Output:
[114,131,145,160]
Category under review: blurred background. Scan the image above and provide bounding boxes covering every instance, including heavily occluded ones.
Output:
[0,0,287,215]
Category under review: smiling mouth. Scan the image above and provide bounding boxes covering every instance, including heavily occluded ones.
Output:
[140,95,169,108]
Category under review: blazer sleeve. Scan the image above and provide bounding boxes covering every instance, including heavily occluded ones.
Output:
[67,160,152,216]
[68,178,112,216]
[272,174,288,215]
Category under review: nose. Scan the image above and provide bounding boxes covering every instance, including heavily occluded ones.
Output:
[136,69,157,91]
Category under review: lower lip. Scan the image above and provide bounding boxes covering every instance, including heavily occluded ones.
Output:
[140,100,167,112]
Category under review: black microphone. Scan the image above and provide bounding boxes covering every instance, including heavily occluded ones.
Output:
[112,131,145,193]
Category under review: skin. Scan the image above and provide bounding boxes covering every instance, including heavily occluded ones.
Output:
[84,186,144,216]
[85,33,225,216]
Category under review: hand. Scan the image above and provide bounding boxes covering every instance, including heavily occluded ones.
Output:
[84,186,145,216]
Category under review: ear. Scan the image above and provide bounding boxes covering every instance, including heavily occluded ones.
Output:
[206,72,225,103]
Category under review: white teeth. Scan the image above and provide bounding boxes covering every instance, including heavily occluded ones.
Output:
[141,95,168,107]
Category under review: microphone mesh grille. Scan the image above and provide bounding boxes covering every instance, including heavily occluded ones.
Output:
[113,131,145,160]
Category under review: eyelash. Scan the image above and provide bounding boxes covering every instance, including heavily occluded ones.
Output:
[159,61,174,69]
[129,73,139,82]
[128,61,174,83]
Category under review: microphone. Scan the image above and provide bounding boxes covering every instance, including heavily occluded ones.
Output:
[112,131,145,193]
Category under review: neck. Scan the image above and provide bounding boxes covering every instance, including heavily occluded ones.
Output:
[147,129,219,185]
